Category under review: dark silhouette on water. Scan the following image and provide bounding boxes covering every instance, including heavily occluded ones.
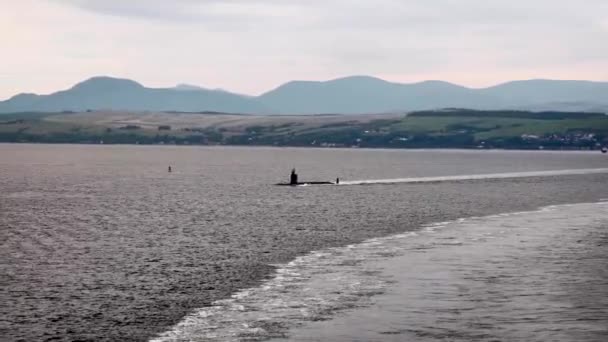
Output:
[168,166,172,172]
[336,178,340,184]
[290,168,298,185]
[275,169,334,186]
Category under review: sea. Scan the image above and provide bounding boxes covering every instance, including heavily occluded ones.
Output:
[1,144,607,342]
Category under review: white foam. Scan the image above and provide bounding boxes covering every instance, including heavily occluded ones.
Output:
[340,168,608,185]
[277,201,608,341]
[150,201,608,342]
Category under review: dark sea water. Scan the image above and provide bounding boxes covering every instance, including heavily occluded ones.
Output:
[1,144,607,342]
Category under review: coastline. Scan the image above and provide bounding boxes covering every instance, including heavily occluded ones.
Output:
[1,141,607,153]
[2,109,606,150]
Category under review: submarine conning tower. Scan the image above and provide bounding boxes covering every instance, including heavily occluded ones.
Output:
[290,168,299,185]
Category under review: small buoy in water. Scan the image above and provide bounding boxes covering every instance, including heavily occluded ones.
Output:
[336,177,340,184]
[602,147,607,154]
[168,166,172,172]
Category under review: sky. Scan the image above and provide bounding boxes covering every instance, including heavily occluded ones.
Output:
[1,0,607,99]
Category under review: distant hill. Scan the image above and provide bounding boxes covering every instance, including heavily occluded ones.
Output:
[173,84,207,91]
[0,77,269,114]
[258,76,495,114]
[1,75,607,114]
[479,79,608,104]
[258,76,608,114]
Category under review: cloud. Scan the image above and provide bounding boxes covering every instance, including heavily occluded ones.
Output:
[1,0,606,99]
[52,0,313,26]
[52,0,607,29]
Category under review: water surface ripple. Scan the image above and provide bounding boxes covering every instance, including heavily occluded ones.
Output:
[271,202,608,342]
[1,145,607,341]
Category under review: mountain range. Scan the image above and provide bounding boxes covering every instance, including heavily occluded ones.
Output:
[1,76,607,114]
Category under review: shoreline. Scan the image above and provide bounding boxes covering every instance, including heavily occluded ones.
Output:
[2,109,606,150]
[1,141,606,153]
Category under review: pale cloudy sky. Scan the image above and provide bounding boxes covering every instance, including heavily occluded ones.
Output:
[1,0,607,99]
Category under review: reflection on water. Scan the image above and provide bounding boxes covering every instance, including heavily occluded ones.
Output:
[275,202,608,342]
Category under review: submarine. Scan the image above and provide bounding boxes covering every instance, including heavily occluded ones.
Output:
[275,169,337,186]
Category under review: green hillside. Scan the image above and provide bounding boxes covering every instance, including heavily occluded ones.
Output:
[1,109,606,150]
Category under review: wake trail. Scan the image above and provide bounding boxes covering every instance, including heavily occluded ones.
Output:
[340,168,608,185]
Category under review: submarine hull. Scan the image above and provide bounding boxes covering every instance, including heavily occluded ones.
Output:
[275,181,335,186]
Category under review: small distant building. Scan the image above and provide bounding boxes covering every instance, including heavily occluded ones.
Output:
[521,134,539,140]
